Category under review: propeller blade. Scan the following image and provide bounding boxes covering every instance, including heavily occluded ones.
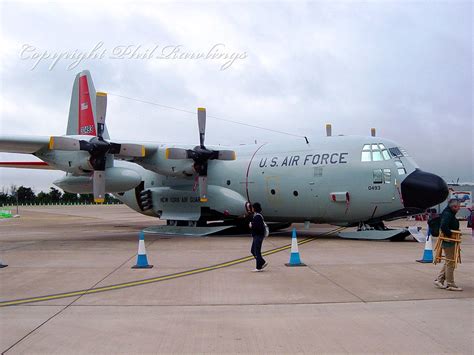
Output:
[165,147,190,159]
[198,175,208,202]
[217,150,236,160]
[93,170,106,203]
[96,92,107,139]
[197,107,206,148]
[49,136,81,151]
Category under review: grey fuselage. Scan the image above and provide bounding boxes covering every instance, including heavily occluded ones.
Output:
[92,135,423,226]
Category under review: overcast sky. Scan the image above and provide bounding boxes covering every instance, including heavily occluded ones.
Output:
[0,0,472,193]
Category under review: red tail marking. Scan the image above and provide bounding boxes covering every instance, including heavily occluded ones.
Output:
[78,75,96,136]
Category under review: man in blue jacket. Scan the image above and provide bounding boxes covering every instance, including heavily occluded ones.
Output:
[250,202,268,272]
[434,199,462,291]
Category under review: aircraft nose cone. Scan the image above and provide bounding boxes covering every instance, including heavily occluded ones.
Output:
[401,169,449,210]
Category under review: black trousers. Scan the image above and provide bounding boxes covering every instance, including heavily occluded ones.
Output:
[251,235,266,269]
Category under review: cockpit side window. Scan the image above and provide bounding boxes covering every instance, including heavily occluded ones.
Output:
[373,169,392,184]
[389,147,403,157]
[373,169,383,183]
[383,169,391,183]
[395,160,407,175]
[399,147,409,156]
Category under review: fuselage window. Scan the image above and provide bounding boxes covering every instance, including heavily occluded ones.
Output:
[383,169,391,183]
[373,169,383,184]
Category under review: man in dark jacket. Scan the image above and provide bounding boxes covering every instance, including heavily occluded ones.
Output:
[434,199,462,291]
[250,202,267,272]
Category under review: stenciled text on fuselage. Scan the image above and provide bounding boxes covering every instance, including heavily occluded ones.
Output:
[258,152,349,168]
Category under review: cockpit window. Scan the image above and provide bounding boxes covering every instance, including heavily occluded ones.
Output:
[361,151,371,162]
[372,150,383,161]
[361,143,391,162]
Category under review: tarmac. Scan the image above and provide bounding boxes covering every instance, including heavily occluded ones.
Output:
[0,205,472,354]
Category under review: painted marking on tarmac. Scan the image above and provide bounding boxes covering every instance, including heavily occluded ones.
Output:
[0,227,344,307]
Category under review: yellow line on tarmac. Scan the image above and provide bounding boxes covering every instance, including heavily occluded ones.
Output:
[0,227,344,307]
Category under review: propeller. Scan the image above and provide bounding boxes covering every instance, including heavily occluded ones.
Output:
[49,92,145,203]
[165,107,236,202]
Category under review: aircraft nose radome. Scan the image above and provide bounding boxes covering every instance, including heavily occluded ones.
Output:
[401,169,449,210]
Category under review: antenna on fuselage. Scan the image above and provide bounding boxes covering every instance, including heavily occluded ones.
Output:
[326,124,332,137]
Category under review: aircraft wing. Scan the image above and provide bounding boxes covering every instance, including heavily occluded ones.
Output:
[0,135,159,167]
[0,135,55,170]
[0,135,159,156]
[0,135,50,154]
[0,161,56,169]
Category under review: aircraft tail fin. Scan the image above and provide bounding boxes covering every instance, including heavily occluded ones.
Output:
[66,70,110,139]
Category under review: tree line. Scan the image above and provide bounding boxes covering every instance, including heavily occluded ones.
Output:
[0,185,122,206]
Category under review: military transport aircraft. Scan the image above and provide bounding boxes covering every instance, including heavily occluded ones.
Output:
[0,70,449,238]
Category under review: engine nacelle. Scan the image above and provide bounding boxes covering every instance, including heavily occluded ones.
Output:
[54,167,141,194]
[136,144,195,178]
[37,150,93,174]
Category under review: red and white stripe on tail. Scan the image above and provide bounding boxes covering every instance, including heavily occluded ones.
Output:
[78,74,96,136]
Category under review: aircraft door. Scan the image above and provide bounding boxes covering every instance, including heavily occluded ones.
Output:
[308,182,323,220]
[308,166,324,220]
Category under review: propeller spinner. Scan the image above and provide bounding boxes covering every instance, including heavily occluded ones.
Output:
[165,108,236,202]
[49,92,145,203]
